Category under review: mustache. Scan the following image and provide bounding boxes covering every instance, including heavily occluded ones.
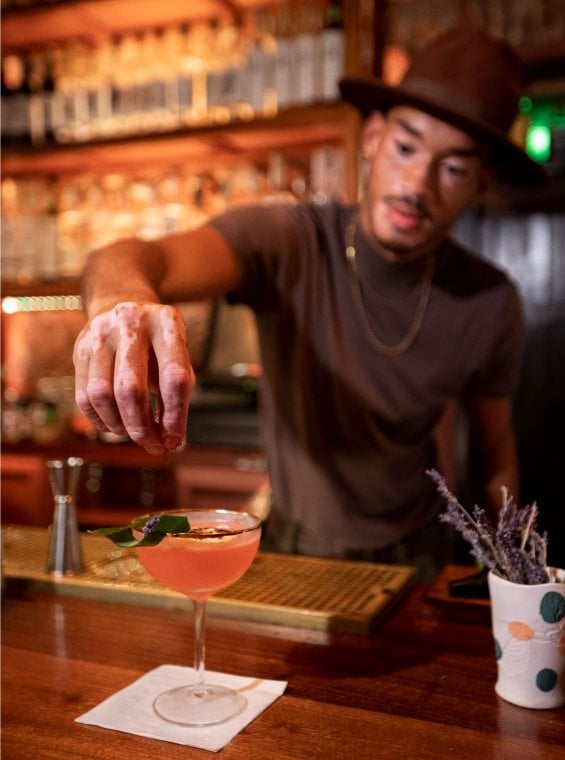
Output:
[386,194,432,220]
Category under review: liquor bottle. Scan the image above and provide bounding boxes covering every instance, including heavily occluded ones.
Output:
[9,177,46,281]
[319,0,345,101]
[261,10,278,117]
[206,19,231,123]
[45,44,67,143]
[213,16,241,121]
[207,18,244,124]
[240,8,278,118]
[273,2,293,111]
[88,38,114,139]
[25,49,58,147]
[139,29,168,132]
[27,50,47,146]
[1,177,19,280]
[129,177,165,240]
[56,178,87,277]
[1,52,30,145]
[158,170,190,234]
[112,34,139,135]
[292,0,323,106]
[35,178,59,280]
[64,40,92,142]
[183,22,209,125]
[177,24,194,124]
[1,56,16,144]
[40,48,57,143]
[160,25,184,130]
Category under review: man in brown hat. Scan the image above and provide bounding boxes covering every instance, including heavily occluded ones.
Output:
[74,27,545,578]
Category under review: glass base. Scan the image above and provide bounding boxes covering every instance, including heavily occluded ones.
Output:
[153,683,248,726]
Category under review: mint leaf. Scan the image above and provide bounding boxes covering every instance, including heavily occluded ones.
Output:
[149,514,190,535]
[91,514,190,548]
[93,526,140,547]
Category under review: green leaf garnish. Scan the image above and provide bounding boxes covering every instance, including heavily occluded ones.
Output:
[91,514,190,548]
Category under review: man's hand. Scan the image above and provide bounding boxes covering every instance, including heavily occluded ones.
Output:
[73,301,195,455]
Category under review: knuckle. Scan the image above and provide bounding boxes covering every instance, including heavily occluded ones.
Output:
[116,302,145,329]
[90,311,114,336]
[86,378,115,407]
[114,378,145,408]
[148,304,187,338]
[162,365,194,398]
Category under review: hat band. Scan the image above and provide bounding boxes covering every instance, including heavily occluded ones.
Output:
[399,77,512,133]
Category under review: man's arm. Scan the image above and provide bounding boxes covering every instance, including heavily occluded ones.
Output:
[73,223,243,455]
[465,395,520,517]
[81,224,242,317]
[433,400,457,491]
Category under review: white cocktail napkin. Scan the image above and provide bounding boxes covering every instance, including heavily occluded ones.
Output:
[76,665,287,752]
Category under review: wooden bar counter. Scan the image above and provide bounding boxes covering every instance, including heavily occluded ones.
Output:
[2,568,564,759]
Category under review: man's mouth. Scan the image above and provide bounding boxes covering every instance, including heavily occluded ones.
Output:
[385,197,431,232]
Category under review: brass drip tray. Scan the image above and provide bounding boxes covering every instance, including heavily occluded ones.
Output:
[2,526,416,634]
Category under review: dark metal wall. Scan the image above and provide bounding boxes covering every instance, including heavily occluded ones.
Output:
[456,210,565,567]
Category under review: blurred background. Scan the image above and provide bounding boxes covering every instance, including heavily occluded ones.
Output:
[1,0,563,565]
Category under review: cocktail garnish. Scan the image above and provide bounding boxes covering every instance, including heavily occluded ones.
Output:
[189,526,240,537]
[91,514,190,548]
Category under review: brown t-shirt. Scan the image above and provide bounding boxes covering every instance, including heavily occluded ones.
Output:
[210,201,524,554]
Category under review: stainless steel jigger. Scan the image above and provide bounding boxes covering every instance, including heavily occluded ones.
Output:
[46,457,84,576]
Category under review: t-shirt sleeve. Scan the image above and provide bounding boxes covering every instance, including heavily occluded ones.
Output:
[208,203,312,308]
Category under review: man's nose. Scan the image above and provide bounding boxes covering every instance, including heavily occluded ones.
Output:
[402,157,437,198]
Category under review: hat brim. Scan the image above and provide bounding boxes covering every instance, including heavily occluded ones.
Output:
[339,76,547,188]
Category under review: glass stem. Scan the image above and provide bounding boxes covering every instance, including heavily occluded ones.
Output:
[192,598,207,695]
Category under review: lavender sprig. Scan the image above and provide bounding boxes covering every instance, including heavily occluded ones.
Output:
[91,514,190,548]
[427,469,550,585]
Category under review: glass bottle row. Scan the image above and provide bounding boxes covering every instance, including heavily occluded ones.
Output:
[2,0,345,147]
[1,144,345,282]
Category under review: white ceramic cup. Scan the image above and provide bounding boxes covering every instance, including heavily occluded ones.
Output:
[488,568,565,709]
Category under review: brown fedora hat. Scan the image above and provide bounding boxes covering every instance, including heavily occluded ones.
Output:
[339,26,546,187]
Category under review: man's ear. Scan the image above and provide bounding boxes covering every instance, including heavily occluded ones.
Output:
[361,111,387,161]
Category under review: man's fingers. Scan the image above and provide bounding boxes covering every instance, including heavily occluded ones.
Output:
[148,305,194,451]
[73,317,124,434]
[111,303,164,451]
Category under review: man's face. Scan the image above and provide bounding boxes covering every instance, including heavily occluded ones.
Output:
[360,106,491,262]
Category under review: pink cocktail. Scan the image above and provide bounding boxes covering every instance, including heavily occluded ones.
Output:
[135,509,262,726]
[137,513,261,599]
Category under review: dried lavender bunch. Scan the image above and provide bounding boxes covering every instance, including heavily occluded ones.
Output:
[427,469,549,584]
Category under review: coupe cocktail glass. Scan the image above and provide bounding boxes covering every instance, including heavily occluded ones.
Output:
[135,508,262,726]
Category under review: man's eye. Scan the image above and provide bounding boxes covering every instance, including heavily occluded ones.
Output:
[444,162,468,177]
[395,140,414,156]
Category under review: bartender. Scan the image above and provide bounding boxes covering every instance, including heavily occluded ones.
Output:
[73,27,545,579]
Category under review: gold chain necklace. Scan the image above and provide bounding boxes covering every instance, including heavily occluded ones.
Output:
[344,212,435,357]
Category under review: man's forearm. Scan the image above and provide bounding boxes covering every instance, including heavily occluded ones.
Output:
[81,237,167,318]
[477,421,521,521]
[467,395,521,519]
[484,455,520,516]
[82,224,243,317]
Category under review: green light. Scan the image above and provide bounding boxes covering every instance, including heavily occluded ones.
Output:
[525,123,551,164]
